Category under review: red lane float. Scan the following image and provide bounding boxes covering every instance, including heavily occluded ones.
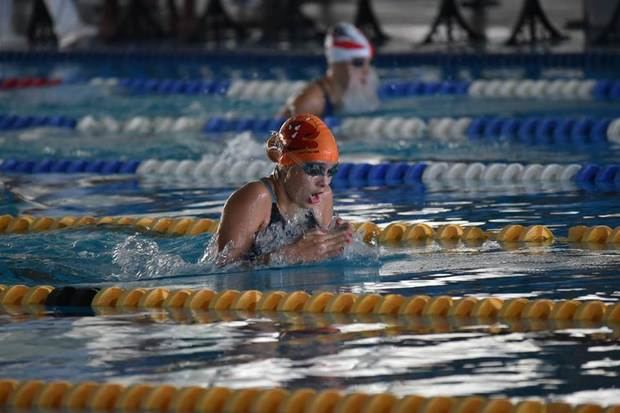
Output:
[0,77,62,90]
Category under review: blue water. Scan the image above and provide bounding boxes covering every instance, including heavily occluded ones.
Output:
[1,53,619,404]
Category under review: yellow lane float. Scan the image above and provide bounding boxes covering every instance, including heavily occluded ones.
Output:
[1,379,616,413]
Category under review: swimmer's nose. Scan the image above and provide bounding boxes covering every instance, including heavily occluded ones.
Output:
[358,70,370,85]
[316,175,329,187]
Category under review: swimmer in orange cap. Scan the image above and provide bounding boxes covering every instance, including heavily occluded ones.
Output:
[279,22,380,118]
[216,113,352,266]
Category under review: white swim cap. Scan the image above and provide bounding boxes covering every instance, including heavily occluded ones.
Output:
[324,22,373,64]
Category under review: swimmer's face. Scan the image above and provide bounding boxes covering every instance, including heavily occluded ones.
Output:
[347,58,371,84]
[283,162,337,207]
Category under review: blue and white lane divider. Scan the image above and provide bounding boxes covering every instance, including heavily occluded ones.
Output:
[1,158,619,187]
[82,77,620,101]
[2,113,620,145]
[6,75,620,101]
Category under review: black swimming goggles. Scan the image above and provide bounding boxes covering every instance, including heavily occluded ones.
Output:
[301,162,339,178]
[350,58,369,68]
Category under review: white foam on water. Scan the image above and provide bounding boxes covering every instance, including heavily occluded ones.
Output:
[112,234,189,279]
[202,214,380,268]
[201,131,266,165]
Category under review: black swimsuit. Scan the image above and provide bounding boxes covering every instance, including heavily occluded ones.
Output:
[247,177,317,261]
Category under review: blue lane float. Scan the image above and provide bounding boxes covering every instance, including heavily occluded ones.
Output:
[593,80,614,100]
[377,80,470,98]
[467,116,617,145]
[119,78,231,95]
[0,114,77,130]
[202,116,286,135]
[0,159,141,174]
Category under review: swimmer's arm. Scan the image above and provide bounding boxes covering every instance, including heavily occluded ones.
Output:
[278,83,326,117]
[216,182,271,265]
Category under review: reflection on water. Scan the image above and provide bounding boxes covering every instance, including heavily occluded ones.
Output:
[1,310,619,403]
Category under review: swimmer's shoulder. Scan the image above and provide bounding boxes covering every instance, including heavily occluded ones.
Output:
[285,81,327,117]
[303,79,329,99]
[225,180,273,213]
[218,181,274,246]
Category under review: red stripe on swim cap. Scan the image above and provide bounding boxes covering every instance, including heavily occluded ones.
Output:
[332,39,367,50]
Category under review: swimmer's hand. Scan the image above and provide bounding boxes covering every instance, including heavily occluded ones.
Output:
[275,228,352,265]
[332,217,352,234]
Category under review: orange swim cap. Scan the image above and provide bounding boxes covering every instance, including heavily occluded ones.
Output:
[269,114,339,166]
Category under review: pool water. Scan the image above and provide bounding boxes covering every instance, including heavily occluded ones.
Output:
[1,52,619,405]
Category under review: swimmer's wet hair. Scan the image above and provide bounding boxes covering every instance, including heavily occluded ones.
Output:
[265,130,282,163]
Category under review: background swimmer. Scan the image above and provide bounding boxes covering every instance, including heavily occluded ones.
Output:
[216,114,352,266]
[279,22,380,118]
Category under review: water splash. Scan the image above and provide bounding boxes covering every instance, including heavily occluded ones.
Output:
[198,234,244,270]
[343,230,380,265]
[111,214,379,280]
[201,131,266,164]
[341,67,380,114]
[201,208,321,268]
[254,209,310,258]
[112,234,188,280]
[201,213,379,268]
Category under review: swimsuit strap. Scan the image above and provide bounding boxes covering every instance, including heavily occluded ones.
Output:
[316,79,329,97]
[259,177,277,203]
[317,80,335,117]
[260,177,285,225]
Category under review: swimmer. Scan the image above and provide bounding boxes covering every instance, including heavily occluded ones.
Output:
[279,22,380,118]
[216,113,352,266]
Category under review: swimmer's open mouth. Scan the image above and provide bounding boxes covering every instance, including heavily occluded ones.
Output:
[308,192,324,204]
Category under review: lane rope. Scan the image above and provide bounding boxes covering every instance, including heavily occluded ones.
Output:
[0,215,218,236]
[2,113,619,146]
[6,75,620,102]
[1,215,619,249]
[0,284,618,326]
[0,378,616,413]
[3,293,617,337]
[2,160,619,191]
[7,75,619,101]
